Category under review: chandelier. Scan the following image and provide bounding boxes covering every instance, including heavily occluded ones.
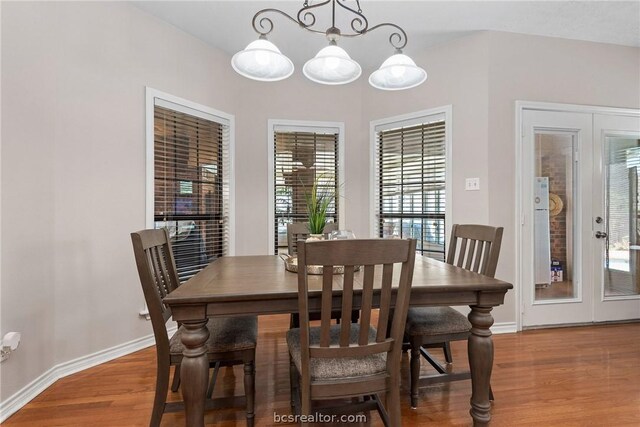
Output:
[231,0,427,90]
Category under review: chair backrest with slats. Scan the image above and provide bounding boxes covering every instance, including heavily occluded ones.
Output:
[446,224,504,278]
[296,238,417,380]
[131,228,181,351]
[287,222,339,255]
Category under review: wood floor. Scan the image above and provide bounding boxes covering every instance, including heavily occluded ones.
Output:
[535,281,575,299]
[536,272,639,300]
[4,316,640,426]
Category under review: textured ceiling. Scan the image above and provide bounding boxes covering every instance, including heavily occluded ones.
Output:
[133,1,640,70]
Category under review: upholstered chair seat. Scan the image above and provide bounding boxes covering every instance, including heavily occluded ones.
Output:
[170,316,258,354]
[287,324,387,381]
[405,307,471,337]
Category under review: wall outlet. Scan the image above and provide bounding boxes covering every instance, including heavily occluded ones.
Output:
[465,178,480,191]
[0,332,21,363]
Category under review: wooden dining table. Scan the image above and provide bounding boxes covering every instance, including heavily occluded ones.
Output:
[164,254,513,426]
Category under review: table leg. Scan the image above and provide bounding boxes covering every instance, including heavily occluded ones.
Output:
[180,319,210,427]
[467,305,494,426]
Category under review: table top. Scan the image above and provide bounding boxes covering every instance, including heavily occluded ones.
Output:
[164,255,513,306]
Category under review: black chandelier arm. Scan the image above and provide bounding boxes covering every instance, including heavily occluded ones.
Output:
[362,22,408,50]
[250,1,408,50]
[296,0,331,30]
[251,8,300,36]
[335,0,369,34]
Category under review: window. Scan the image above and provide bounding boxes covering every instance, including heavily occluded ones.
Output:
[269,121,343,255]
[372,109,450,260]
[147,89,233,281]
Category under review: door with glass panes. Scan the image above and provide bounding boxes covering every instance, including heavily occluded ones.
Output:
[521,108,640,327]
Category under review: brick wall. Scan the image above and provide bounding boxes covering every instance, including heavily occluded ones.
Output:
[540,144,570,279]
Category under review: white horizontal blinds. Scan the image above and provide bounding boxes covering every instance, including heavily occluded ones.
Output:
[274,129,339,254]
[154,105,229,281]
[377,120,446,260]
[606,139,639,268]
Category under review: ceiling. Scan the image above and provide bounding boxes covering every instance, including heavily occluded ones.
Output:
[133,1,640,70]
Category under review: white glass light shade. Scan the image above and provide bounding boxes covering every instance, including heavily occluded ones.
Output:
[231,39,294,82]
[369,53,427,90]
[302,45,362,85]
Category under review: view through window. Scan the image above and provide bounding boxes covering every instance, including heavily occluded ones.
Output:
[273,128,339,254]
[375,118,447,260]
[153,104,230,281]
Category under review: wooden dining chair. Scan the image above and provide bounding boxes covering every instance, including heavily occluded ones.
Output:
[131,228,257,427]
[404,224,503,408]
[287,238,417,426]
[287,221,358,328]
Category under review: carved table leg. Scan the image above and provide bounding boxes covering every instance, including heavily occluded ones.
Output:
[180,319,210,427]
[468,305,494,426]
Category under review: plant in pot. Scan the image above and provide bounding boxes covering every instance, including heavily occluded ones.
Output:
[304,173,335,240]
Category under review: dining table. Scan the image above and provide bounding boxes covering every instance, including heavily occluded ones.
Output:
[163,254,513,426]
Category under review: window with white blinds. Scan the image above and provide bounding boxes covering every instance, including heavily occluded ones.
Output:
[273,127,340,254]
[153,102,231,281]
[374,117,447,260]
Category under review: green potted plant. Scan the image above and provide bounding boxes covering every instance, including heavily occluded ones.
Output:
[304,173,335,239]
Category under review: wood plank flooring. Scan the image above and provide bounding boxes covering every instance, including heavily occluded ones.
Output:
[4,316,640,426]
[536,278,639,299]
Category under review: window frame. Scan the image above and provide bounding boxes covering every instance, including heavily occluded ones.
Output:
[267,119,345,255]
[145,87,235,256]
[369,106,452,252]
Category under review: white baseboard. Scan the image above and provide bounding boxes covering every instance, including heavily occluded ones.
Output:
[0,366,59,423]
[491,322,517,334]
[0,326,176,423]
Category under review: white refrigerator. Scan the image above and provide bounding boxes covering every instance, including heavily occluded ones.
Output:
[534,177,551,285]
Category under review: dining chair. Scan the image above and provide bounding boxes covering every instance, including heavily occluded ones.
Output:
[287,238,417,426]
[286,222,359,328]
[404,224,503,408]
[131,228,257,427]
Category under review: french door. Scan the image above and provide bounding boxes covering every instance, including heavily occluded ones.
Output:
[520,107,640,328]
[521,110,593,326]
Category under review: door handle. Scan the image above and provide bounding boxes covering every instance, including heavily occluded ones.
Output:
[595,231,608,239]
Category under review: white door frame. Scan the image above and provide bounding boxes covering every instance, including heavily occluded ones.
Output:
[515,101,640,331]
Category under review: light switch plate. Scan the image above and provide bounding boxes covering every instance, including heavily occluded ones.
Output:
[465,178,480,191]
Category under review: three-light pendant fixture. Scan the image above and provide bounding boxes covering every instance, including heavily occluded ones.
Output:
[231,0,427,90]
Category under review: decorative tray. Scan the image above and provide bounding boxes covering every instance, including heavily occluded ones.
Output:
[280,255,361,275]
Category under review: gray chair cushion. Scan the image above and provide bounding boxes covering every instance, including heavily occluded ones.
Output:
[287,324,387,381]
[170,316,257,354]
[405,307,471,337]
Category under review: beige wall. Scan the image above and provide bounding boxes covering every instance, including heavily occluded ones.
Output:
[362,31,491,234]
[361,33,494,319]
[0,1,362,404]
[2,1,639,409]
[486,32,640,321]
[233,74,364,255]
[362,32,640,323]
[0,1,243,401]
